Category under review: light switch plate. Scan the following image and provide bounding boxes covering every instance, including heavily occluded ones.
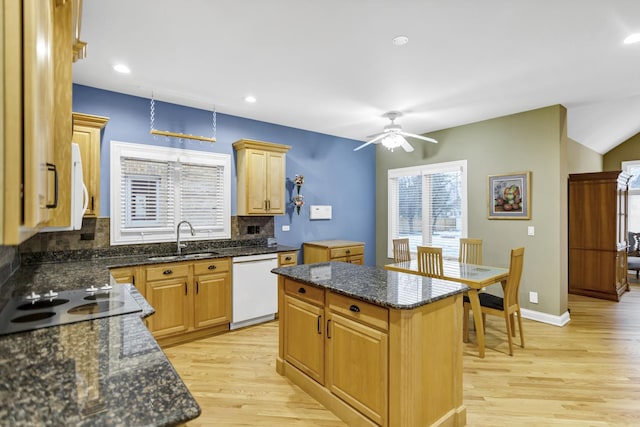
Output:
[282,225,290,231]
[527,226,535,236]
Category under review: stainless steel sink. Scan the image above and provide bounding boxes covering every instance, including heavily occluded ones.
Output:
[148,252,217,262]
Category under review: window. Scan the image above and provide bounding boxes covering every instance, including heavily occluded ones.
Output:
[623,160,640,232]
[110,141,231,245]
[388,160,467,259]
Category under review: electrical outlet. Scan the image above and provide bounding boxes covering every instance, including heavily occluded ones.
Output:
[527,226,535,236]
[529,291,538,304]
[282,225,290,231]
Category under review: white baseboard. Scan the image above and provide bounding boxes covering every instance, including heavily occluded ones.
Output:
[520,308,570,327]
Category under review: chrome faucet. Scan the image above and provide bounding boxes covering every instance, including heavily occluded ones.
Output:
[176,220,196,254]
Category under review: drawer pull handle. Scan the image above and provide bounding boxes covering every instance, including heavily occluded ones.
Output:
[346,249,351,254]
[349,304,360,313]
[163,269,173,275]
[298,287,306,294]
[285,256,292,261]
[208,265,217,270]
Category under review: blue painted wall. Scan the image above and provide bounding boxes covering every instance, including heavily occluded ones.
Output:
[72,84,377,265]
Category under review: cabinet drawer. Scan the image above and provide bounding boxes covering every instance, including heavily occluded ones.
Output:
[193,258,230,275]
[328,292,388,332]
[146,263,189,281]
[329,245,364,259]
[279,251,298,266]
[285,279,324,306]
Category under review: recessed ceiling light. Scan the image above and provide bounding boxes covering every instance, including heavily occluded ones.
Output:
[624,33,640,44]
[113,64,131,74]
[392,35,409,46]
[244,95,257,103]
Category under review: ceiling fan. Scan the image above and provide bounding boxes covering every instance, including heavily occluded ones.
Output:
[353,111,438,152]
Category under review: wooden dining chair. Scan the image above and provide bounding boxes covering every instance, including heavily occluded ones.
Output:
[417,246,444,278]
[392,238,411,262]
[459,238,483,265]
[463,247,525,356]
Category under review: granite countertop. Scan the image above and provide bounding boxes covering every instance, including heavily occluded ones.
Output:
[271,262,469,310]
[0,285,200,427]
[0,244,298,426]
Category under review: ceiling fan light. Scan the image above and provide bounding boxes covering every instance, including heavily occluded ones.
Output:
[381,134,403,151]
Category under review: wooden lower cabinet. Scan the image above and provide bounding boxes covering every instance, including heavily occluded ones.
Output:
[278,250,298,267]
[283,294,325,384]
[303,240,364,265]
[327,310,388,425]
[193,259,231,329]
[145,263,190,338]
[277,277,465,427]
[143,258,231,346]
[109,266,137,286]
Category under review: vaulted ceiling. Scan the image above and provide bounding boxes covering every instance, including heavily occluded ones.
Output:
[74,0,640,154]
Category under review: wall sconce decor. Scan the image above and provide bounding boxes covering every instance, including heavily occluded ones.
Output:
[292,174,304,215]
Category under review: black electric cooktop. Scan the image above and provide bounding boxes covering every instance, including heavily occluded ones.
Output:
[0,284,142,336]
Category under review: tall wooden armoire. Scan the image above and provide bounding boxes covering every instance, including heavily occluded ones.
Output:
[568,171,631,301]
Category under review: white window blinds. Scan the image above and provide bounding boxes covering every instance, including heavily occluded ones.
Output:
[178,162,225,230]
[388,160,467,260]
[111,141,231,245]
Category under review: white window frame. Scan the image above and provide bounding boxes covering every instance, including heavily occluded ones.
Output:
[388,160,468,260]
[110,141,231,245]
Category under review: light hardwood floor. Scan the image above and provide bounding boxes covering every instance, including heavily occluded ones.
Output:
[165,282,640,426]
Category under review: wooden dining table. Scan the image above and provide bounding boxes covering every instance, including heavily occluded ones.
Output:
[385,259,509,358]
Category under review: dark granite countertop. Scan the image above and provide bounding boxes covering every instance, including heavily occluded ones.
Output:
[271,262,469,310]
[0,244,297,426]
[0,285,200,427]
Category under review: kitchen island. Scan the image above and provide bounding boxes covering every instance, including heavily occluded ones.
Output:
[271,262,468,427]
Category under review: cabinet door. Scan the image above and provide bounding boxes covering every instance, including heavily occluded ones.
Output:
[72,113,108,217]
[266,151,286,214]
[23,0,54,228]
[284,295,325,384]
[246,149,269,214]
[146,278,190,338]
[194,272,231,329]
[326,312,388,425]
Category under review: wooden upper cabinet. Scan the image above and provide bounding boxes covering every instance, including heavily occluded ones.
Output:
[47,0,73,227]
[1,0,85,243]
[72,112,108,217]
[233,139,291,215]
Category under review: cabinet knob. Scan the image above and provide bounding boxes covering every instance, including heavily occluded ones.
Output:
[298,287,306,294]
[208,264,217,270]
[285,256,292,261]
[349,304,360,313]
[163,269,173,275]
[346,249,351,254]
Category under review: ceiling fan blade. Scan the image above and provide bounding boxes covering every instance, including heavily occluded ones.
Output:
[353,140,375,151]
[353,133,387,151]
[399,135,414,152]
[400,131,438,144]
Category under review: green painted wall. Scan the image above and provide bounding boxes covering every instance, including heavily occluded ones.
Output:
[603,132,640,171]
[375,105,592,318]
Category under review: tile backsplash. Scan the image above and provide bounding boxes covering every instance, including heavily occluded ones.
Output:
[20,216,275,254]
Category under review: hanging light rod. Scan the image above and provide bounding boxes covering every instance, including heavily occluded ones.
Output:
[149,93,217,143]
[149,129,216,142]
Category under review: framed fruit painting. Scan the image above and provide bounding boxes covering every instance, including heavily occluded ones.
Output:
[488,171,531,219]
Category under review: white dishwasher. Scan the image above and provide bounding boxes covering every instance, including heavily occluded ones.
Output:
[230,253,279,330]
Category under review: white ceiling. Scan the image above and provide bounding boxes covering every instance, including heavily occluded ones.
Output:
[73,0,640,154]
